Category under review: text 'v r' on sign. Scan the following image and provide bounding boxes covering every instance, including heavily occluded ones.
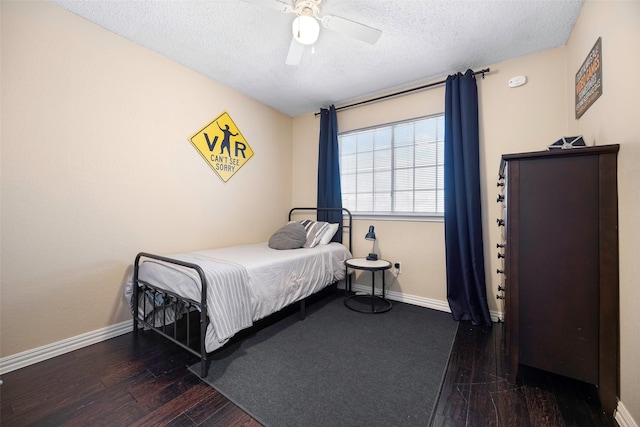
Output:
[188,111,254,183]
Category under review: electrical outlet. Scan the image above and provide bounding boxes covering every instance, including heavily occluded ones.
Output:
[394,262,401,274]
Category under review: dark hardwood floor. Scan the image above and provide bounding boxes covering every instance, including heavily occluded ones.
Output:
[431,321,617,427]
[0,328,260,427]
[1,298,618,426]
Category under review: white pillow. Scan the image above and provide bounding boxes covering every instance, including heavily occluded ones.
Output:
[299,220,328,248]
[319,223,340,245]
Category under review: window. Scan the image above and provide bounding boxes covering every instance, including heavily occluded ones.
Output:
[339,114,444,218]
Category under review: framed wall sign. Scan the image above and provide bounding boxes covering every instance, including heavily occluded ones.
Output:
[575,37,602,119]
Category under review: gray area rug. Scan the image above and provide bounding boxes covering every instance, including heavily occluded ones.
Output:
[189,291,458,427]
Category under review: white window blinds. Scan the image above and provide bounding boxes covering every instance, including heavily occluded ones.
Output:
[339,114,444,217]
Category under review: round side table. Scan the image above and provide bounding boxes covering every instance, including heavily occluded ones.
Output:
[344,258,392,313]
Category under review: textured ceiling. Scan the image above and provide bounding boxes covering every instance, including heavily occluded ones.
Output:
[49,0,584,117]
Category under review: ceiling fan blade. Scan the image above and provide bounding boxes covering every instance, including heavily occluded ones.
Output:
[285,38,305,65]
[243,0,293,13]
[321,15,382,45]
[270,0,294,13]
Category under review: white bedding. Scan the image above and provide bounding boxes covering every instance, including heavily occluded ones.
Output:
[125,242,351,352]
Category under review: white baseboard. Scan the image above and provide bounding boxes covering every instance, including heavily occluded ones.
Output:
[616,401,639,427]
[0,286,502,375]
[0,321,132,375]
[350,283,504,322]
[0,286,491,376]
[350,282,451,312]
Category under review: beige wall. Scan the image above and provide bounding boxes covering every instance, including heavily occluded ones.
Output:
[1,1,293,357]
[565,0,640,421]
[293,47,567,313]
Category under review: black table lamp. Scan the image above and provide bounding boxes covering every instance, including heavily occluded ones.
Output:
[365,225,378,260]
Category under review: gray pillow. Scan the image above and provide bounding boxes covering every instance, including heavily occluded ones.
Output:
[268,222,307,250]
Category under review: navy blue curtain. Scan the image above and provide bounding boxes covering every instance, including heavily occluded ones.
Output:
[317,105,343,242]
[444,70,492,326]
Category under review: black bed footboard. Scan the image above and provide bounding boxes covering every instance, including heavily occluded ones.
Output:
[133,252,209,377]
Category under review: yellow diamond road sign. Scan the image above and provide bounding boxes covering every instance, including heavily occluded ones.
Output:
[189,111,254,183]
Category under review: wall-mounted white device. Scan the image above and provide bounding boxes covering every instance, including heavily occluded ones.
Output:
[508,75,527,88]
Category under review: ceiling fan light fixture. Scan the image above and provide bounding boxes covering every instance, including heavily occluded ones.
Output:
[292,15,319,45]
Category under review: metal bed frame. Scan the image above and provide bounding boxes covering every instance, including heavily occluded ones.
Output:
[132,207,352,377]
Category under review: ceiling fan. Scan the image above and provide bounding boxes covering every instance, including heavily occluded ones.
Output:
[261,0,382,65]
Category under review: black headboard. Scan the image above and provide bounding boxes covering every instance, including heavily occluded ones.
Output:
[288,207,352,252]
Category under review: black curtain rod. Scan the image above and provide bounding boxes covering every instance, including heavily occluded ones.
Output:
[315,67,490,116]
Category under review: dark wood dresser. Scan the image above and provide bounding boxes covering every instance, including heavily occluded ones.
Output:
[497,144,619,415]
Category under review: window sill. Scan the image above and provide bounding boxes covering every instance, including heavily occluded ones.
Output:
[351,213,444,223]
